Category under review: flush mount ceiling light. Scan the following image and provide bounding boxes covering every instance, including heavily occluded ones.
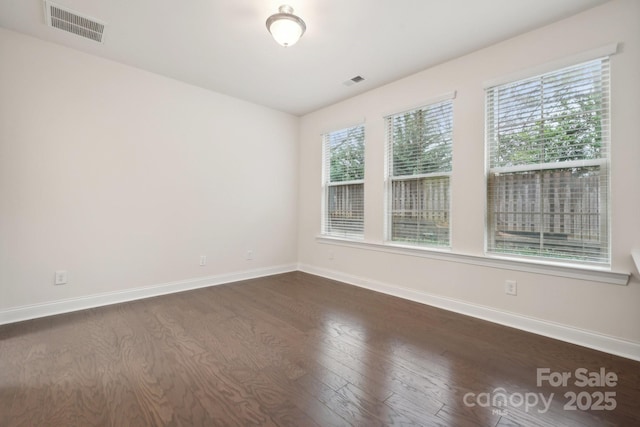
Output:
[266,5,306,47]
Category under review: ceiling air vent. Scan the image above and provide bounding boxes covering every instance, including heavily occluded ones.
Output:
[44,1,105,43]
[343,75,365,87]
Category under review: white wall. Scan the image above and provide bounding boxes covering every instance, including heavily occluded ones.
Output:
[298,0,640,354]
[0,28,298,312]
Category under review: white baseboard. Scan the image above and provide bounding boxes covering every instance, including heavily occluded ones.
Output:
[3,262,638,362]
[297,263,640,362]
[0,264,297,326]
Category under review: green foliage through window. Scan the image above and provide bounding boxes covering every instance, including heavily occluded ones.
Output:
[392,102,453,176]
[489,60,606,168]
[328,126,365,182]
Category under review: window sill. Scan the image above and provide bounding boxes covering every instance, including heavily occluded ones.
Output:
[320,233,365,241]
[315,236,629,286]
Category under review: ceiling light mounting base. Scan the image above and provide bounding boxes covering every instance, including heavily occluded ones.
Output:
[278,5,294,15]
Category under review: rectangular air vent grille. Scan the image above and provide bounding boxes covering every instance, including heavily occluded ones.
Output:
[343,75,365,87]
[44,1,105,43]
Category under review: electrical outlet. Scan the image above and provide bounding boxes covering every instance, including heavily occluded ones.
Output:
[55,270,68,285]
[505,280,517,296]
[199,255,207,266]
[246,250,254,260]
[328,250,334,260]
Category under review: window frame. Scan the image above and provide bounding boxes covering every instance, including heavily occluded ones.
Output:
[321,124,366,240]
[384,97,455,248]
[485,57,612,266]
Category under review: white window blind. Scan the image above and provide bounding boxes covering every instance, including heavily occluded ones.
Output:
[322,124,365,238]
[486,58,610,264]
[386,100,453,247]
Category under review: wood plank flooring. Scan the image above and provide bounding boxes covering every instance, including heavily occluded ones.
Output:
[1,271,639,426]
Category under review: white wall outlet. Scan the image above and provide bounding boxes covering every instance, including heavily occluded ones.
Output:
[246,250,254,260]
[199,255,207,266]
[505,280,517,296]
[328,250,334,260]
[55,270,68,285]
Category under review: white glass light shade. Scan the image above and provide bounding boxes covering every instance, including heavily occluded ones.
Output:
[269,18,303,47]
[266,5,306,47]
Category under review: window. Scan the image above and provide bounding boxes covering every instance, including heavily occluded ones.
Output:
[322,124,365,238]
[386,99,453,247]
[486,58,610,264]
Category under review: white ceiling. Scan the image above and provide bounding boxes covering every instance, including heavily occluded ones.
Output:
[0,0,610,116]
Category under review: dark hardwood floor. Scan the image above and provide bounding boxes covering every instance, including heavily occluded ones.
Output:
[1,271,639,426]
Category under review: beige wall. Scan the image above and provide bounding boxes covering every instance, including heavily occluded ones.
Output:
[0,28,299,310]
[298,0,640,345]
